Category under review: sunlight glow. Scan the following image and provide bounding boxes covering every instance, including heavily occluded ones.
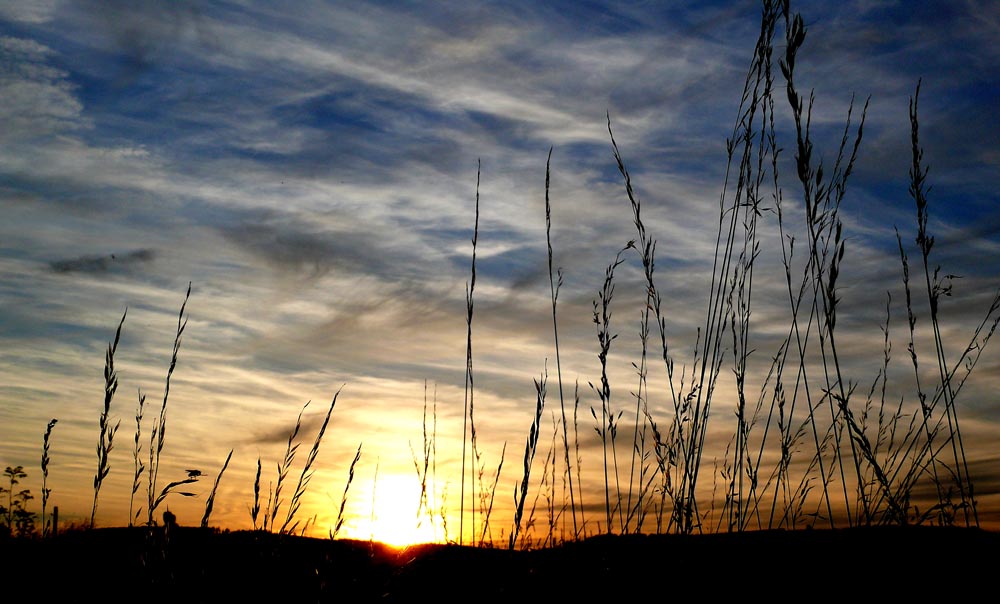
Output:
[354,474,439,548]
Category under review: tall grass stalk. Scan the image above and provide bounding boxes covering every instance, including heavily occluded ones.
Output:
[780,6,872,525]
[92,309,125,529]
[908,80,974,525]
[763,1,835,528]
[460,159,480,546]
[510,366,547,550]
[281,388,343,534]
[624,301,652,534]
[543,414,560,545]
[572,381,585,536]
[411,380,433,530]
[713,1,785,531]
[543,147,576,537]
[590,243,632,533]
[331,442,362,540]
[201,449,233,529]
[129,389,145,526]
[41,418,56,537]
[734,2,998,531]
[478,443,505,547]
[250,456,262,530]
[607,114,673,535]
[369,458,379,545]
[685,1,785,533]
[523,416,558,548]
[757,1,833,528]
[473,441,502,545]
[432,383,438,540]
[867,81,1000,527]
[147,283,191,526]
[267,399,307,532]
[598,0,993,534]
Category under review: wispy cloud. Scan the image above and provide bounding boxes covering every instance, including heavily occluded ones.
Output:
[0,36,85,143]
[50,248,156,274]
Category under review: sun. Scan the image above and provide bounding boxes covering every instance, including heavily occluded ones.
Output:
[359,473,439,548]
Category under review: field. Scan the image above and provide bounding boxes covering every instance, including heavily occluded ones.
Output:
[3,525,998,601]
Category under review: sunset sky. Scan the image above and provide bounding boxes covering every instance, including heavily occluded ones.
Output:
[1,1,998,545]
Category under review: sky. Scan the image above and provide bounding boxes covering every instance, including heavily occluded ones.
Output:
[1,0,999,545]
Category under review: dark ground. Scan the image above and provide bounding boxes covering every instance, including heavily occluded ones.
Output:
[2,525,997,602]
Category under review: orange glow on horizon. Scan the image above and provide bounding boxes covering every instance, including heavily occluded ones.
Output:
[340,473,441,548]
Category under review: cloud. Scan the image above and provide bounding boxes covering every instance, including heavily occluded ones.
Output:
[67,0,216,87]
[247,405,331,447]
[0,1,58,24]
[49,248,156,274]
[0,36,85,143]
[214,208,435,281]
